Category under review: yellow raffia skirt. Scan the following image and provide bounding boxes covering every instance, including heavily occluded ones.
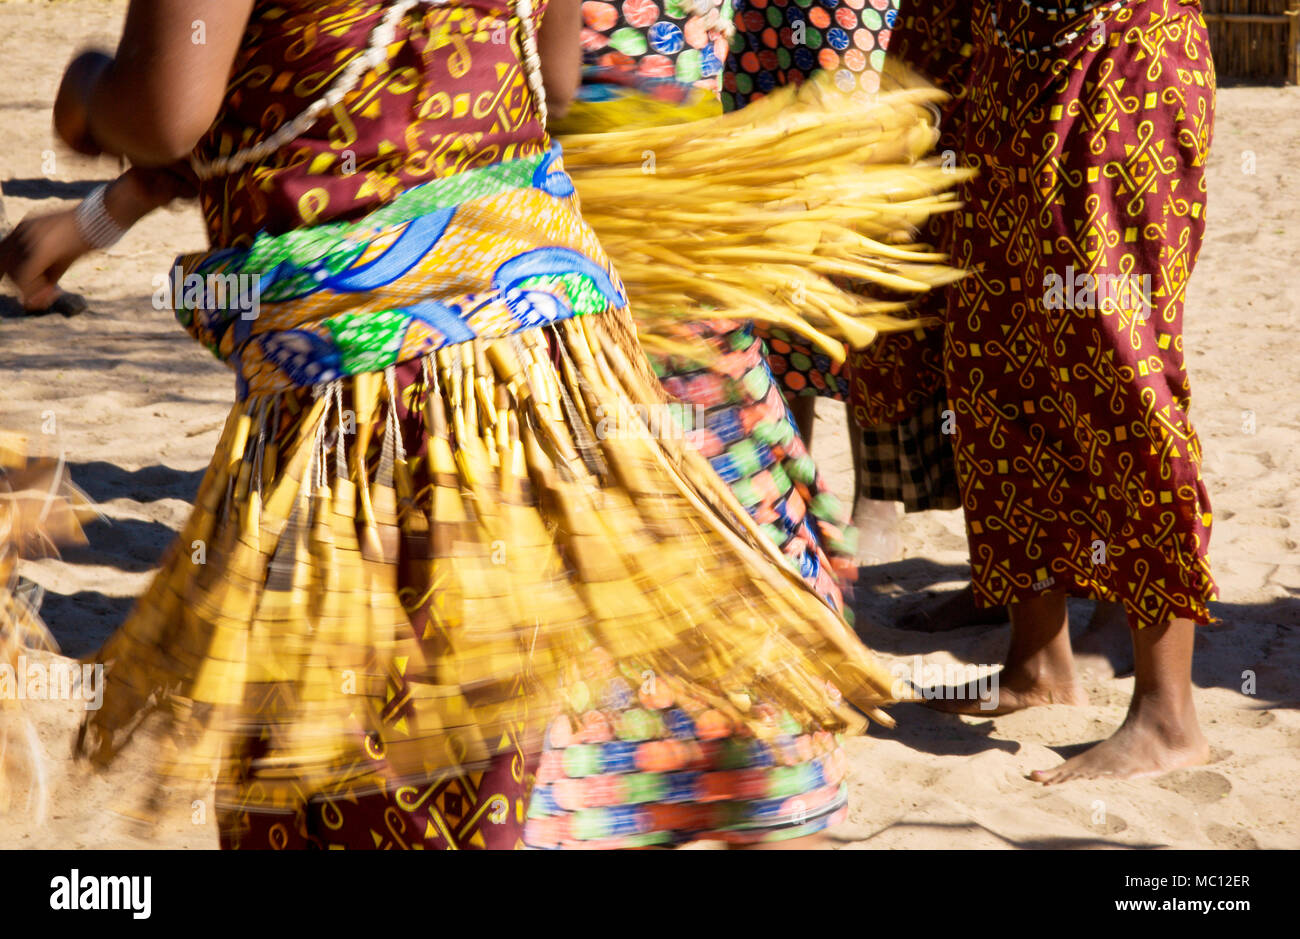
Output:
[75,308,898,840]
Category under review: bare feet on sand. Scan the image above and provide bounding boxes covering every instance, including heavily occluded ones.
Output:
[921,596,1209,784]
[1030,707,1210,784]
[1031,615,1209,783]
[921,591,1086,714]
[921,672,1088,716]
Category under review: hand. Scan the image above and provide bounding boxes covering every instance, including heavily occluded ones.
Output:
[0,210,92,310]
[54,50,113,156]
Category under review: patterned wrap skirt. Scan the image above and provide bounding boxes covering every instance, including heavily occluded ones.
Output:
[942,0,1218,627]
[653,321,858,618]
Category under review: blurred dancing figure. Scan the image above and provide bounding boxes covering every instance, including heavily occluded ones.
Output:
[7,0,901,848]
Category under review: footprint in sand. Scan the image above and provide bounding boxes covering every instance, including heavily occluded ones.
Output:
[1155,769,1232,804]
[1033,792,1128,836]
[1206,823,1258,849]
[1230,709,1275,730]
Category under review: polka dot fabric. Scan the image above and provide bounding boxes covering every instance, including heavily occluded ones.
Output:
[722,0,900,109]
[580,0,737,87]
[760,325,851,400]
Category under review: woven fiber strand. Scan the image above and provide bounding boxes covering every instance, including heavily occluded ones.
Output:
[558,70,970,360]
[0,435,96,817]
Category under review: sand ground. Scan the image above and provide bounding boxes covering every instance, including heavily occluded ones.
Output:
[0,0,1297,849]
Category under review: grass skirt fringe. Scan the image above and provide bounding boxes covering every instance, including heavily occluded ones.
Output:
[76,308,897,828]
[559,70,971,361]
[1,434,95,819]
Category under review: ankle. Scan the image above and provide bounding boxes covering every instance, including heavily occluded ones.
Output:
[1125,690,1202,740]
[1003,647,1079,686]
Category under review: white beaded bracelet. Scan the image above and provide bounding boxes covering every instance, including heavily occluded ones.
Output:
[74,183,126,250]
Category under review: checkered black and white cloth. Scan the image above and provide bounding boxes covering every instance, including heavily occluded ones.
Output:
[858,391,960,512]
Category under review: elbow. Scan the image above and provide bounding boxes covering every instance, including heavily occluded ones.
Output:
[541,62,580,124]
[543,82,576,121]
[124,139,197,167]
[88,67,218,165]
[119,118,212,166]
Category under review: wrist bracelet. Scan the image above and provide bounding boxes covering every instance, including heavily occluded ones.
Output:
[74,183,126,250]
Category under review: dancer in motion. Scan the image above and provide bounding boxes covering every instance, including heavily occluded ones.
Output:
[5,0,903,848]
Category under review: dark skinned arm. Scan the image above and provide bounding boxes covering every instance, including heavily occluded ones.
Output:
[0,165,192,309]
[54,0,254,165]
[537,0,581,120]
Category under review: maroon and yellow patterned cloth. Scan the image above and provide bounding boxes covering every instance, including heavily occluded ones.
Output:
[937,0,1217,627]
[197,0,549,247]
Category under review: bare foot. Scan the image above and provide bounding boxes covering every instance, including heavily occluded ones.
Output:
[1033,616,1208,784]
[920,671,1088,716]
[897,584,1008,632]
[922,591,1085,714]
[1031,712,1209,784]
[1073,599,1134,679]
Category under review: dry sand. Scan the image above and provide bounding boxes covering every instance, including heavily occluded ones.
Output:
[1,0,1296,849]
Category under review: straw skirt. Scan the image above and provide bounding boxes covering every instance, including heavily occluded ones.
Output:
[76,308,897,849]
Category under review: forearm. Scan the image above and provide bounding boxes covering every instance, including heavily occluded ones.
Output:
[102,165,194,230]
[538,0,581,119]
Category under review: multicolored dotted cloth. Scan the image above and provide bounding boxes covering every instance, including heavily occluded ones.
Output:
[523,660,850,848]
[723,0,901,108]
[578,0,900,104]
[580,0,738,87]
[760,324,852,400]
